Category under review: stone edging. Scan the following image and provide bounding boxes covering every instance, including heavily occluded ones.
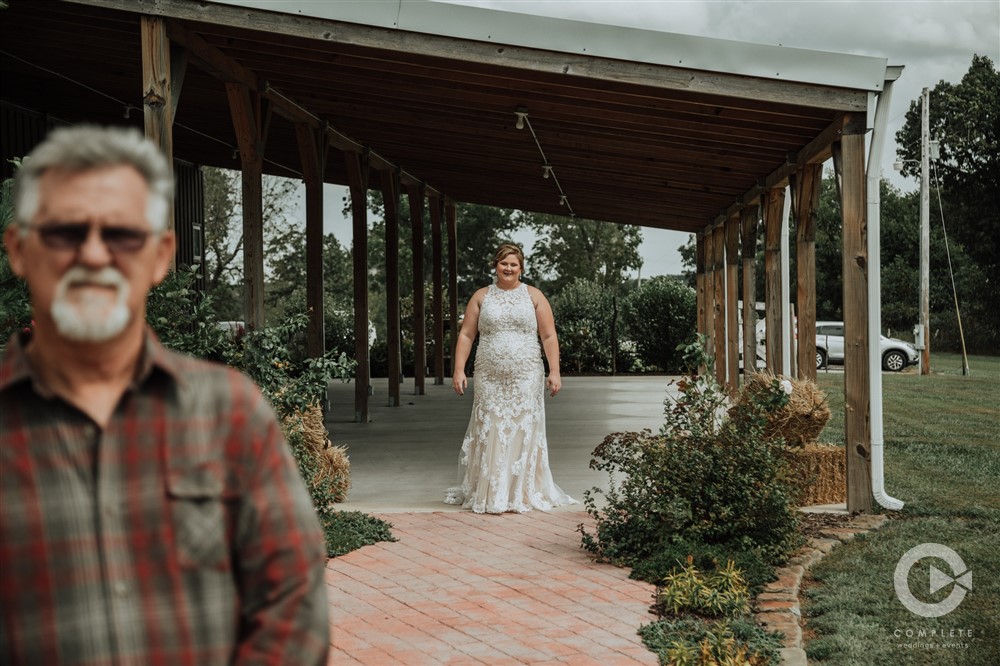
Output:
[753,514,890,666]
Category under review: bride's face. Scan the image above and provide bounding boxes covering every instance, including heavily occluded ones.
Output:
[494,254,522,287]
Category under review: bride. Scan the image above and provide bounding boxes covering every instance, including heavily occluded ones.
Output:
[444,244,577,514]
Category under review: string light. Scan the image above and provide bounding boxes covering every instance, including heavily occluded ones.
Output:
[513,107,573,216]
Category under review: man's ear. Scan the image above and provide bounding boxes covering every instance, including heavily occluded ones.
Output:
[3,225,27,278]
[151,230,176,285]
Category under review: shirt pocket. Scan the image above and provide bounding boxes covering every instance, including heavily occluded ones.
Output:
[166,464,231,572]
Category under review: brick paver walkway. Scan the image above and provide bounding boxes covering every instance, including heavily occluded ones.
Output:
[326,511,659,665]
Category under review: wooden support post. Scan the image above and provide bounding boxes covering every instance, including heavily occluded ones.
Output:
[839,132,873,513]
[795,164,823,381]
[696,232,707,340]
[764,188,785,372]
[225,83,266,330]
[141,16,175,238]
[741,205,759,376]
[407,184,426,395]
[430,194,445,385]
[703,230,715,370]
[725,215,740,392]
[381,169,402,407]
[295,123,326,359]
[713,225,726,386]
[345,150,371,423]
[445,199,459,370]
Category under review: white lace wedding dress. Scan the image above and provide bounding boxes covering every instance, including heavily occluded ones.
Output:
[444,282,578,513]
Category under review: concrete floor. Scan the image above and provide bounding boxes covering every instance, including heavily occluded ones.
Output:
[326,375,679,513]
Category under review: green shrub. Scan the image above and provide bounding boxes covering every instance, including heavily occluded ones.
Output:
[580,337,802,570]
[0,165,31,349]
[638,616,782,666]
[621,276,696,372]
[655,558,751,619]
[322,510,397,558]
[551,277,616,373]
[630,537,776,595]
[146,265,231,361]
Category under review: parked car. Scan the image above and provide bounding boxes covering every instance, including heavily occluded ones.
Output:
[815,321,918,372]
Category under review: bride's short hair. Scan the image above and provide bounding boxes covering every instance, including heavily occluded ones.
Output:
[492,243,525,272]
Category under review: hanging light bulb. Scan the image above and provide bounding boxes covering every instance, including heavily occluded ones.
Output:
[514,107,528,130]
[542,165,553,179]
[559,195,567,206]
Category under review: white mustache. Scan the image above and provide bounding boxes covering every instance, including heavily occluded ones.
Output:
[57,266,129,292]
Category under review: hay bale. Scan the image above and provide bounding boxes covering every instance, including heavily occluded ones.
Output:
[733,372,831,448]
[286,404,351,503]
[786,443,846,506]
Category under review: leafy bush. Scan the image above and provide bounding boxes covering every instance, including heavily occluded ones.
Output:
[629,537,775,594]
[580,337,802,571]
[146,265,231,361]
[323,510,397,557]
[621,276,696,372]
[551,277,616,373]
[655,558,751,619]
[0,165,31,348]
[638,617,782,666]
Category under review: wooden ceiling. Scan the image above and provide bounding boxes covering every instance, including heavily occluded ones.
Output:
[0,0,877,233]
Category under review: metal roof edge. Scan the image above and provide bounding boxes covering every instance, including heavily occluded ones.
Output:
[205,0,890,92]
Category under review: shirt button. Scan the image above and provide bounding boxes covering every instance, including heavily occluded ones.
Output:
[113,581,128,597]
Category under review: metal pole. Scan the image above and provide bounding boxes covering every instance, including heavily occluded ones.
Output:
[919,87,930,375]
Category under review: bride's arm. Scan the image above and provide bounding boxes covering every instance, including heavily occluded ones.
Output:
[531,287,561,397]
[453,288,486,395]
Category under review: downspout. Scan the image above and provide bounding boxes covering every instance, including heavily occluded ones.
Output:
[866,69,905,510]
[780,186,792,377]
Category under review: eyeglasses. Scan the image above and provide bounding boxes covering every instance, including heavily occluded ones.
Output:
[31,223,153,253]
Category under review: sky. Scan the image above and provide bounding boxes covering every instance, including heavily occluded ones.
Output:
[308,0,999,278]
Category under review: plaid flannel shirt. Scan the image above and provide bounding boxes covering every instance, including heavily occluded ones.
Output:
[0,330,330,665]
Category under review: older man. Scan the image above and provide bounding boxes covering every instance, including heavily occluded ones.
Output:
[0,126,330,665]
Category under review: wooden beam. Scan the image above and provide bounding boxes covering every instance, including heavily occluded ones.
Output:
[839,133,873,513]
[407,183,427,395]
[295,122,326,360]
[430,195,446,385]
[721,114,858,223]
[105,0,869,112]
[713,225,726,386]
[741,205,759,376]
[140,16,175,236]
[163,18,444,197]
[345,150,371,423]
[725,215,740,391]
[169,44,188,119]
[225,82,265,329]
[382,168,402,407]
[445,199,459,371]
[763,187,784,372]
[795,163,823,380]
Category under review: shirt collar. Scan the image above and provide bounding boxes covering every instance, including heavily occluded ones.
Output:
[0,327,183,394]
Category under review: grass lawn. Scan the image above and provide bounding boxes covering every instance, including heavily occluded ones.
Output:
[803,353,1000,665]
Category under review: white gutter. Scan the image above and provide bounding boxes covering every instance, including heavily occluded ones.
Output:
[866,71,905,511]
[781,186,792,377]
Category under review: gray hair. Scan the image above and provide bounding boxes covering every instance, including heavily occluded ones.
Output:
[13,124,174,232]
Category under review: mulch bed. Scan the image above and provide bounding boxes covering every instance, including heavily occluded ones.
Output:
[797,511,856,539]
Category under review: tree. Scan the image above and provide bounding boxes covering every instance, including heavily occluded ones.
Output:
[202,167,300,320]
[895,55,1000,349]
[515,213,642,295]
